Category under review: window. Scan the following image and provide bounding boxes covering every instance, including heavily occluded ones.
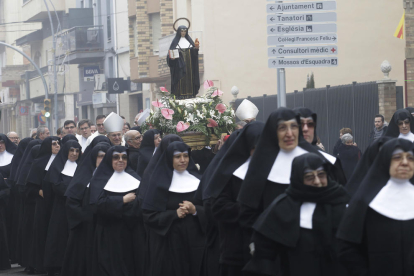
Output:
[106,0,111,41]
[108,57,114,77]
[133,20,138,57]
[150,13,161,55]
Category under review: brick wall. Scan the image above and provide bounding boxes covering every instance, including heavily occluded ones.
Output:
[378,81,397,122]
[136,0,150,78]
[406,5,414,107]
[158,0,174,79]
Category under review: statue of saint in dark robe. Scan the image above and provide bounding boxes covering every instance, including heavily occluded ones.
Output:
[167,26,200,99]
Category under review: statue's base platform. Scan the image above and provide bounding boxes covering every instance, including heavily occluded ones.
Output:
[178,132,220,150]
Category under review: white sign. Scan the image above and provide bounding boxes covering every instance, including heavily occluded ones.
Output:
[267,1,337,13]
[268,45,338,57]
[268,34,338,45]
[267,12,336,24]
[268,23,337,35]
[269,57,338,68]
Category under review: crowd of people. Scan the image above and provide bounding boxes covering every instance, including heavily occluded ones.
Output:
[0,102,414,276]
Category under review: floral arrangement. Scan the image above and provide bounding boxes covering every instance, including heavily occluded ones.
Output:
[142,80,236,140]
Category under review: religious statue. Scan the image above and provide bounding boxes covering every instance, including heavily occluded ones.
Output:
[167,18,200,99]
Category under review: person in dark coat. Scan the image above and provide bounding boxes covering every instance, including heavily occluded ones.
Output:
[43,140,81,275]
[7,137,32,264]
[26,136,60,273]
[142,142,206,276]
[345,136,392,197]
[336,133,361,181]
[244,153,350,276]
[62,142,110,276]
[191,147,216,174]
[136,129,160,177]
[15,139,41,269]
[368,114,388,144]
[0,174,10,270]
[205,123,263,275]
[337,138,414,276]
[89,146,142,276]
[124,130,143,171]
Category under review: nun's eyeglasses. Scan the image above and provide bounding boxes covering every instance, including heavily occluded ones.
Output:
[69,148,80,153]
[301,122,315,128]
[112,154,128,161]
[52,141,60,146]
[398,119,410,126]
[304,171,327,182]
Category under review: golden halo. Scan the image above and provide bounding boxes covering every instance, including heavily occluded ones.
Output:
[173,18,191,32]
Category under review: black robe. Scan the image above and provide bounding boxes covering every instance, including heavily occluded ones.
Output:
[128,147,140,172]
[167,26,200,99]
[0,175,10,270]
[336,144,361,181]
[92,189,141,276]
[143,191,206,276]
[191,147,216,174]
[44,174,72,269]
[62,187,96,276]
[212,176,249,275]
[338,208,414,276]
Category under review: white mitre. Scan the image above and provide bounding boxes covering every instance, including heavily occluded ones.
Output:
[103,112,124,133]
[236,99,259,121]
[138,109,151,126]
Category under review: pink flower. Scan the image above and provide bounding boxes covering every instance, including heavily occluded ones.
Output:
[152,100,164,108]
[161,108,174,120]
[203,80,214,89]
[207,118,218,127]
[212,89,224,97]
[176,121,190,132]
[160,87,169,93]
[215,103,226,113]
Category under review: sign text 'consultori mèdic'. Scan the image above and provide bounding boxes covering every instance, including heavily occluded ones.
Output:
[268,45,338,57]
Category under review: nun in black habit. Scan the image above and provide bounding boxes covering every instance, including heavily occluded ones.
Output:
[26,136,60,272]
[142,141,207,276]
[78,135,111,164]
[7,137,32,264]
[237,108,345,230]
[244,153,349,276]
[206,122,264,276]
[194,129,241,276]
[138,134,183,202]
[136,129,160,177]
[0,174,10,270]
[384,108,414,141]
[345,136,392,197]
[293,107,347,182]
[337,138,414,276]
[15,140,41,268]
[167,25,200,99]
[89,145,141,276]
[0,133,17,178]
[43,140,81,273]
[62,142,110,276]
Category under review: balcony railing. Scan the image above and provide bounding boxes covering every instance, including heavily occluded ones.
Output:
[56,26,104,56]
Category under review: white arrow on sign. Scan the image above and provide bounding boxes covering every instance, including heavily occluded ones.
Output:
[268,34,338,45]
[268,23,337,35]
[268,57,338,68]
[267,1,337,13]
[267,12,336,24]
[268,45,338,57]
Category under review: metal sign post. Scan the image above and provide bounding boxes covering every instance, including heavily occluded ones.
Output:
[268,0,338,108]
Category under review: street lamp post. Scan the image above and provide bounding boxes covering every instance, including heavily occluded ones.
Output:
[43,0,59,133]
[0,41,50,128]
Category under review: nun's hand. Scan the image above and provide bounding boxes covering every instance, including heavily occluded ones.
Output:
[177,207,188,218]
[123,193,136,204]
[180,201,196,215]
[39,189,44,198]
